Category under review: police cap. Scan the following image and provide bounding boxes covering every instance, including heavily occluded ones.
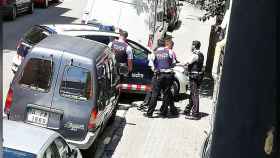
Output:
[120,30,128,38]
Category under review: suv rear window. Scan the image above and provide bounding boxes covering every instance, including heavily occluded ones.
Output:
[59,66,92,101]
[19,58,53,92]
[24,26,50,45]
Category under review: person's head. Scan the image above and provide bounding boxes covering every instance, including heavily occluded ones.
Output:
[169,40,174,49]
[192,40,201,51]
[119,29,128,40]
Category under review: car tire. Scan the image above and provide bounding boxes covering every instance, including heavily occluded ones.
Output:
[8,6,17,21]
[42,0,48,8]
[170,79,180,100]
[28,2,34,14]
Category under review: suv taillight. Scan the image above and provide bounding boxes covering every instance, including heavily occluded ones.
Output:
[4,88,13,114]
[88,107,98,130]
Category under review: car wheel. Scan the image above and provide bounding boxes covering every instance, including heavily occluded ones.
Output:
[8,6,17,20]
[28,2,34,14]
[42,0,48,8]
[170,80,180,99]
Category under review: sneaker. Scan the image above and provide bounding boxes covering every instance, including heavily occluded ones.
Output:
[143,113,153,118]
[170,110,179,116]
[185,114,200,120]
[184,110,191,116]
[137,104,148,110]
[159,112,168,118]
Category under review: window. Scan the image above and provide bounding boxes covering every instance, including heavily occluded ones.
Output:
[24,26,50,45]
[60,66,92,101]
[43,142,60,158]
[84,35,111,45]
[128,41,148,59]
[54,137,70,158]
[19,58,53,92]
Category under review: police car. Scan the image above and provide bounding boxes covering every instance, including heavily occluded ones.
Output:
[13,24,188,96]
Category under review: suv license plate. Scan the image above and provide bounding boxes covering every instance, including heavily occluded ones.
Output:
[27,109,49,127]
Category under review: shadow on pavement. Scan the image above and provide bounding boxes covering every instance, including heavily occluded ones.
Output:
[199,75,214,97]
[97,116,127,158]
[200,112,209,118]
[119,93,145,104]
[81,116,127,158]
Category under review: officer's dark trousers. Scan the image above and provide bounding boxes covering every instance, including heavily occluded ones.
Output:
[143,91,152,105]
[147,73,176,115]
[186,78,200,115]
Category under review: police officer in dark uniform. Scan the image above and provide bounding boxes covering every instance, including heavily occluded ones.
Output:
[184,40,204,120]
[145,37,178,118]
[108,30,133,76]
[137,38,165,111]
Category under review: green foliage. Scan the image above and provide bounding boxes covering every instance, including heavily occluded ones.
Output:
[200,0,227,22]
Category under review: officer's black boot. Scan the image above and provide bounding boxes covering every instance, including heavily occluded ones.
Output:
[137,92,151,111]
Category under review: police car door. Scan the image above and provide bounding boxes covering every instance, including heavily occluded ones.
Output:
[127,40,153,85]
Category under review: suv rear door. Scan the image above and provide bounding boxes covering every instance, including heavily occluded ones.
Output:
[50,53,95,141]
[10,49,62,124]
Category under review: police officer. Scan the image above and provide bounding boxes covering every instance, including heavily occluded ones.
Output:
[137,38,165,111]
[108,30,133,75]
[145,37,178,118]
[184,40,204,120]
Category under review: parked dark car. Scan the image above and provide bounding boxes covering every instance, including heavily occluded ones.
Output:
[33,0,59,8]
[5,35,119,149]
[0,0,34,20]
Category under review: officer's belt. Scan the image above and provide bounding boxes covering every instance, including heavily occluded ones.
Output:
[158,69,174,73]
[190,71,203,74]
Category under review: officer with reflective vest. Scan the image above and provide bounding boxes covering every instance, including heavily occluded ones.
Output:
[108,30,133,75]
[184,40,204,120]
[145,37,178,118]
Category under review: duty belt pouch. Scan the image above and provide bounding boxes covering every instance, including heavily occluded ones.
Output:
[118,63,129,76]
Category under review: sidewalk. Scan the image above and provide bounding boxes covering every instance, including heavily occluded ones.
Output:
[94,3,215,158]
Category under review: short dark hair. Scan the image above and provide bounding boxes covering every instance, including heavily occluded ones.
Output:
[192,40,201,49]
[120,30,128,38]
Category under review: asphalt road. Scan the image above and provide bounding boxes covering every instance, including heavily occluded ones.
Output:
[2,1,215,158]
[2,0,87,104]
